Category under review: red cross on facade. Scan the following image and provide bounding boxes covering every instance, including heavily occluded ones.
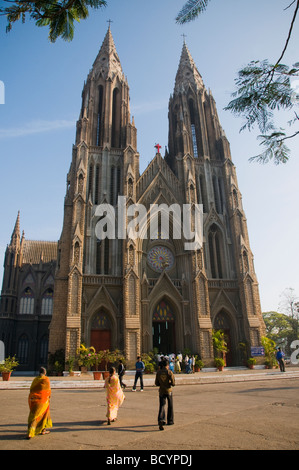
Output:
[155,143,161,154]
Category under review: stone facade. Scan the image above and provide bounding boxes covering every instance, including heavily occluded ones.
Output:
[0,28,266,370]
[48,28,265,367]
[0,212,57,371]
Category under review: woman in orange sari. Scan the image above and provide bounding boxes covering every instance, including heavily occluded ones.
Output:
[104,367,125,425]
[27,367,52,439]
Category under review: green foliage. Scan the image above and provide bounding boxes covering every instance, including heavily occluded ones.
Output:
[176,0,211,24]
[212,329,228,357]
[2,0,107,42]
[263,310,299,355]
[141,352,157,372]
[195,357,204,369]
[176,1,299,164]
[0,355,19,373]
[214,357,225,368]
[261,336,277,367]
[247,357,256,366]
[66,355,77,372]
[48,348,65,374]
[225,60,299,164]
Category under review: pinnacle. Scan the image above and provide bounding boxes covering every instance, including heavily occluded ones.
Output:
[174,41,204,94]
[92,26,123,79]
[10,211,21,249]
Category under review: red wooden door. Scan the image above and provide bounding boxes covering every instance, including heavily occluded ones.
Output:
[90,329,111,351]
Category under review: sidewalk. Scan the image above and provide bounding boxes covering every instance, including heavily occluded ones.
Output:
[1,365,299,389]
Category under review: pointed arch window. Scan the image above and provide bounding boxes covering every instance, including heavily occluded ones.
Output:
[199,174,208,213]
[17,334,29,364]
[110,166,115,205]
[40,335,49,364]
[19,287,34,314]
[208,224,223,279]
[110,166,121,206]
[95,165,100,205]
[88,164,93,199]
[41,288,54,316]
[112,88,121,148]
[104,239,110,274]
[96,85,104,146]
[189,99,198,158]
[96,240,102,275]
[212,175,221,213]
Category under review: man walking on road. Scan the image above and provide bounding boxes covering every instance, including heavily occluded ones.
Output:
[155,359,175,430]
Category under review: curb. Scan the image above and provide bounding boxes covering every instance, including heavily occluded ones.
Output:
[1,369,299,390]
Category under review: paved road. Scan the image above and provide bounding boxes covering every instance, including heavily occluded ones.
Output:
[0,373,298,452]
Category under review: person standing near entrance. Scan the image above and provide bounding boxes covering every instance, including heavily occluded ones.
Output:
[132,356,145,391]
[155,359,175,430]
[276,347,286,372]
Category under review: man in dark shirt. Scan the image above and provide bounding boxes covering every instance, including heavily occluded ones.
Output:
[276,347,285,372]
[132,356,145,391]
[118,359,126,389]
[155,359,175,430]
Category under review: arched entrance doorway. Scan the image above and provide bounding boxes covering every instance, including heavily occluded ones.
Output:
[213,310,233,366]
[90,310,112,352]
[152,299,176,354]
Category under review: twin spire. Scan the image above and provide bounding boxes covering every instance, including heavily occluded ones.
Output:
[92,26,205,92]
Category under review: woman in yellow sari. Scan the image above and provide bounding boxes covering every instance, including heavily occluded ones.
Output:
[104,367,125,425]
[27,367,52,439]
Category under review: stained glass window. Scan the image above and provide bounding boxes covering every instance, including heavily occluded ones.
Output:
[91,311,111,330]
[153,300,175,322]
[147,246,174,273]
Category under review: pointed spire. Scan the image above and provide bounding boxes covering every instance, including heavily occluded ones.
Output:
[174,41,204,94]
[10,211,21,250]
[92,26,123,80]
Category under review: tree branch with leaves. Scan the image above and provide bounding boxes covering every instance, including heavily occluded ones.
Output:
[0,0,107,42]
[176,0,299,164]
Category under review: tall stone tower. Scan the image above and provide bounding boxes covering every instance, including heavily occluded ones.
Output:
[165,41,266,363]
[49,26,139,360]
[49,30,265,367]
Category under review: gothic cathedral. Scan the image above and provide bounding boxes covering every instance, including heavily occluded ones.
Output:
[0,27,266,370]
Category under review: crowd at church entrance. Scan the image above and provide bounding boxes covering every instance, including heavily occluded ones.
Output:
[154,352,200,374]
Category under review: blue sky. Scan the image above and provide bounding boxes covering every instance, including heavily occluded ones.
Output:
[0,0,298,312]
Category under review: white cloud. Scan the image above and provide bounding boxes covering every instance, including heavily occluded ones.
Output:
[0,119,75,139]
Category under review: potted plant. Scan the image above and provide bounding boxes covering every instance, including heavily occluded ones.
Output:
[66,356,76,376]
[76,344,93,373]
[48,348,65,376]
[247,357,256,369]
[90,351,104,380]
[214,357,225,371]
[0,355,19,381]
[212,329,229,366]
[100,350,119,378]
[194,358,204,372]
